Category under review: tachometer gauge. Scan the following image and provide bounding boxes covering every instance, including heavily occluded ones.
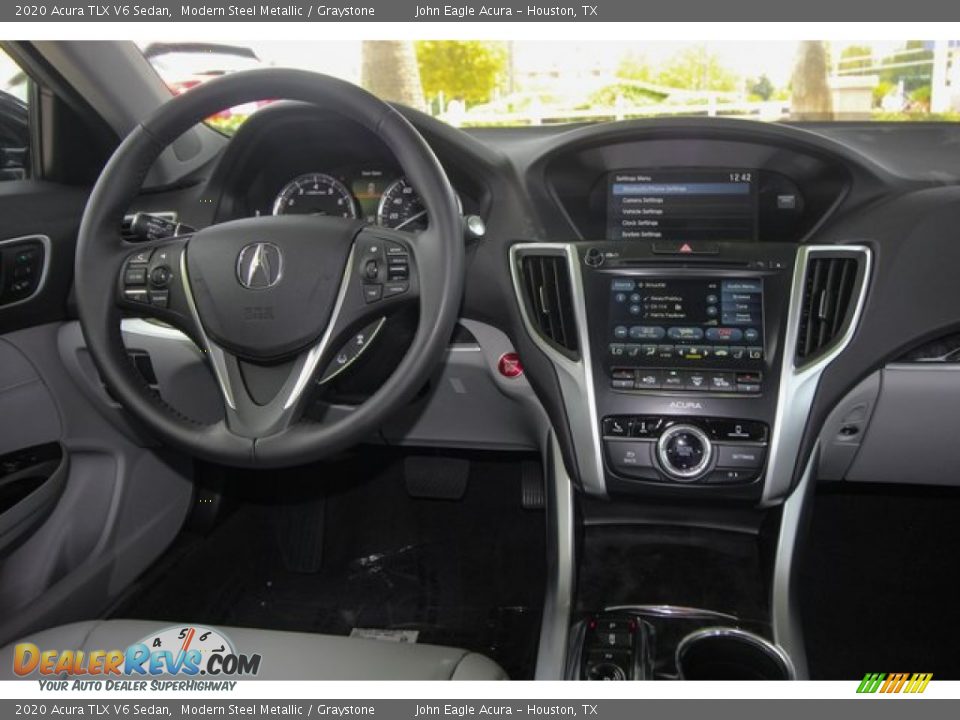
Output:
[377,177,428,232]
[272,173,358,218]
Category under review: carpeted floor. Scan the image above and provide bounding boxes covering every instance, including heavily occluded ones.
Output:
[800,483,960,679]
[110,449,546,679]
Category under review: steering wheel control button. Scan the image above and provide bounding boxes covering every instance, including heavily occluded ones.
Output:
[318,318,386,385]
[123,288,148,303]
[716,444,766,469]
[656,424,713,481]
[364,259,380,280]
[124,267,147,285]
[149,266,173,288]
[384,281,409,297]
[128,249,154,265]
[148,290,170,308]
[362,284,383,303]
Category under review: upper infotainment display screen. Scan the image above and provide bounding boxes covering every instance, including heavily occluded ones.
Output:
[607,169,757,242]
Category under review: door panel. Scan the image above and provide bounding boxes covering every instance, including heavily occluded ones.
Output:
[0,180,87,334]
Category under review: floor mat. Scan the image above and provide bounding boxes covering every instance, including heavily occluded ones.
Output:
[800,483,960,679]
[111,450,546,679]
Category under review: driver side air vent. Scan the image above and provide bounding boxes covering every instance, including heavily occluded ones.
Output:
[795,255,860,364]
[519,255,579,357]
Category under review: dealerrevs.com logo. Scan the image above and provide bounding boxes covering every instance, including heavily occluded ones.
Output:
[857,673,933,694]
[13,625,261,684]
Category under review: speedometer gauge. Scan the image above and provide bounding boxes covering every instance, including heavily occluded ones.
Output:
[377,178,428,232]
[272,173,358,218]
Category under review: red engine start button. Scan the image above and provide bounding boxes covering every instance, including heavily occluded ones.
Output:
[497,352,524,378]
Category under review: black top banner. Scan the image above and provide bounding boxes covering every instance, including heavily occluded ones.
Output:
[5,0,960,22]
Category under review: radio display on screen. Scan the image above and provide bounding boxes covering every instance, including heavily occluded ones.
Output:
[608,276,765,367]
[607,169,757,241]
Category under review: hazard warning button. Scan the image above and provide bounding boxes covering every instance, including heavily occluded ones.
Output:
[651,241,720,255]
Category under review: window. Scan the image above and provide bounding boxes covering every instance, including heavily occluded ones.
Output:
[138,40,960,134]
[0,47,30,181]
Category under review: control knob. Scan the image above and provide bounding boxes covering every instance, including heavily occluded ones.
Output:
[584,247,604,267]
[656,424,713,481]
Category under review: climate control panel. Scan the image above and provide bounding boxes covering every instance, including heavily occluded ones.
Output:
[602,415,768,485]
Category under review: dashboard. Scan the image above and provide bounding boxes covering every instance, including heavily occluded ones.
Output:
[124,108,960,509]
[208,103,482,233]
[269,168,428,230]
[533,130,852,243]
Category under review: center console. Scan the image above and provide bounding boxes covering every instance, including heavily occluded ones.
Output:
[584,241,795,502]
[512,235,871,680]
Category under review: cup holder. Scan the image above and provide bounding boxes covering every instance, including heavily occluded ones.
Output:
[675,628,795,680]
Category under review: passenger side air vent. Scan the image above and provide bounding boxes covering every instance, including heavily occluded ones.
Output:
[519,255,579,357]
[795,255,861,364]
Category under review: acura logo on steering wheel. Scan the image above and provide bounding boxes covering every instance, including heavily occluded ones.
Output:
[237,242,283,289]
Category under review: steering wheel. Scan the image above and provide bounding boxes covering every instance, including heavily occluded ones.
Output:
[75,69,465,468]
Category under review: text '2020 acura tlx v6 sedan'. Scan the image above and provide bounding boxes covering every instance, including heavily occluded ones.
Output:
[1,39,960,682]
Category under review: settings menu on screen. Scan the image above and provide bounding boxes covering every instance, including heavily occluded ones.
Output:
[607,169,758,241]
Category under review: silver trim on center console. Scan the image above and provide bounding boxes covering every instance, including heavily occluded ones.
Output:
[510,243,607,496]
[534,431,576,680]
[763,245,872,505]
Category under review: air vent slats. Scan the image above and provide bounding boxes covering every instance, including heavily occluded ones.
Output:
[796,255,860,363]
[519,255,579,357]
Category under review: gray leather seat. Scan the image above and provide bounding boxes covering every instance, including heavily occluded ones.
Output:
[0,620,508,680]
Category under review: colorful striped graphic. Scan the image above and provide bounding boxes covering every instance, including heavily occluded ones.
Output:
[857,672,933,694]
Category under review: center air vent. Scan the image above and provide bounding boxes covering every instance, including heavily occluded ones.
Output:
[519,255,579,357]
[795,255,861,364]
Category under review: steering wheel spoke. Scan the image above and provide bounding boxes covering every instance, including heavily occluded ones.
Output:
[205,340,328,438]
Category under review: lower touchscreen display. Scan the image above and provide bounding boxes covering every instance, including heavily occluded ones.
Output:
[607,168,757,241]
[608,276,764,366]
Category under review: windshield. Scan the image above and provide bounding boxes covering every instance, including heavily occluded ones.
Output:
[137,40,960,134]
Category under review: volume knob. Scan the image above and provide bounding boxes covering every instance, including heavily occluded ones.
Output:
[656,424,713,482]
[584,247,604,267]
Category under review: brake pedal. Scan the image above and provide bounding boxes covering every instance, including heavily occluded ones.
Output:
[521,460,545,510]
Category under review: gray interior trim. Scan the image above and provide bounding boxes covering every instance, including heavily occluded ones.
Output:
[771,445,818,680]
[762,245,872,505]
[0,324,195,647]
[840,364,960,486]
[817,371,881,482]
[0,234,51,310]
[534,431,576,680]
[509,243,606,497]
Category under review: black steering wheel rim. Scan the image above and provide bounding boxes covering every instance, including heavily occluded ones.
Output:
[76,68,465,468]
